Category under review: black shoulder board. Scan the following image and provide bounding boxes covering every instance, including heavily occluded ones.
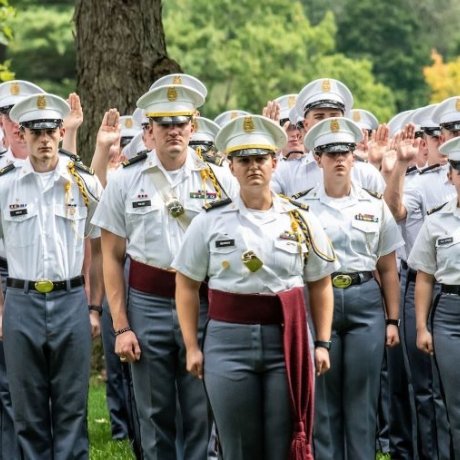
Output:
[287,198,309,211]
[203,198,232,212]
[74,162,94,175]
[405,165,417,176]
[0,149,7,157]
[363,188,382,199]
[427,201,448,215]
[419,163,440,175]
[122,151,148,168]
[0,163,15,176]
[291,188,313,200]
[59,148,81,163]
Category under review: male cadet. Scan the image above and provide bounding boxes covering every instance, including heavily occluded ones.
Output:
[271,78,385,196]
[0,93,103,459]
[0,79,45,460]
[274,94,305,161]
[385,101,455,459]
[92,83,236,460]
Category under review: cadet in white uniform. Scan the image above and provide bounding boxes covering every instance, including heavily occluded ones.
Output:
[92,83,236,460]
[0,93,103,459]
[172,114,337,460]
[385,102,456,459]
[271,78,385,196]
[0,79,47,460]
[408,136,460,458]
[296,117,403,460]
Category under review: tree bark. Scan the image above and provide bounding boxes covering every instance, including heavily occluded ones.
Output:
[74,0,180,163]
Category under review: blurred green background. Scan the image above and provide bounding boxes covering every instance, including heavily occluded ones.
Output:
[3,0,460,121]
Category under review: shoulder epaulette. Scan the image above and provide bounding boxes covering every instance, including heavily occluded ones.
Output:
[122,151,148,168]
[74,161,94,175]
[203,198,232,212]
[419,163,440,175]
[427,201,448,215]
[203,154,224,167]
[0,163,15,176]
[59,148,81,163]
[0,149,7,157]
[405,165,418,176]
[291,188,313,200]
[363,188,382,199]
[279,194,309,211]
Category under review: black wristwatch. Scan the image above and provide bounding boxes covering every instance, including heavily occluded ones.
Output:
[386,319,400,327]
[314,340,332,351]
[88,305,103,316]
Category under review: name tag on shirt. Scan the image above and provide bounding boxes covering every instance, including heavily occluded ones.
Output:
[354,213,379,223]
[190,190,217,199]
[10,208,27,217]
[132,200,151,208]
[215,239,235,248]
[437,237,453,246]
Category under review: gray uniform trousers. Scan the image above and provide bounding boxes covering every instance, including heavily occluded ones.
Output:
[101,302,143,459]
[0,263,23,460]
[431,292,460,458]
[128,288,211,460]
[203,320,292,460]
[313,278,385,460]
[376,267,415,458]
[3,285,91,460]
[402,269,452,459]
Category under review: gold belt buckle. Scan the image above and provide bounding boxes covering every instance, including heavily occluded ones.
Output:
[332,274,352,289]
[34,279,54,293]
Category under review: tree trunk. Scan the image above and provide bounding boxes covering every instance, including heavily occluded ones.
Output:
[74,0,181,163]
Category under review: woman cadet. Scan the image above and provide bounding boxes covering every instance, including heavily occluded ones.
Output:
[171,114,338,460]
[295,117,404,460]
[408,136,460,457]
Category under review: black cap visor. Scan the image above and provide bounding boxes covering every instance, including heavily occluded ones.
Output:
[315,142,356,154]
[21,119,62,130]
[449,159,460,171]
[441,121,460,132]
[150,115,192,126]
[304,100,345,116]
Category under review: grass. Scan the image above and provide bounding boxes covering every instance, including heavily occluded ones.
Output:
[88,376,135,460]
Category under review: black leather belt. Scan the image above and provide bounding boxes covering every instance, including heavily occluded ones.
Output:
[331,271,373,289]
[401,260,417,283]
[441,284,460,296]
[6,276,85,293]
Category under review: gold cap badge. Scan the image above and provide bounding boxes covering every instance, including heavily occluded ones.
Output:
[243,116,255,133]
[322,79,331,92]
[10,82,20,96]
[352,111,361,122]
[125,119,133,128]
[167,86,178,102]
[330,119,340,133]
[172,76,182,84]
[456,98,460,112]
[36,95,47,110]
[288,96,296,108]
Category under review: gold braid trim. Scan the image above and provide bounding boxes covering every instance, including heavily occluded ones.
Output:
[290,209,336,263]
[196,146,223,200]
[67,161,89,208]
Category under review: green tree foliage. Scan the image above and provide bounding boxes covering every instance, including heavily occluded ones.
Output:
[163,0,395,121]
[5,2,75,96]
[0,0,15,81]
[333,0,431,111]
